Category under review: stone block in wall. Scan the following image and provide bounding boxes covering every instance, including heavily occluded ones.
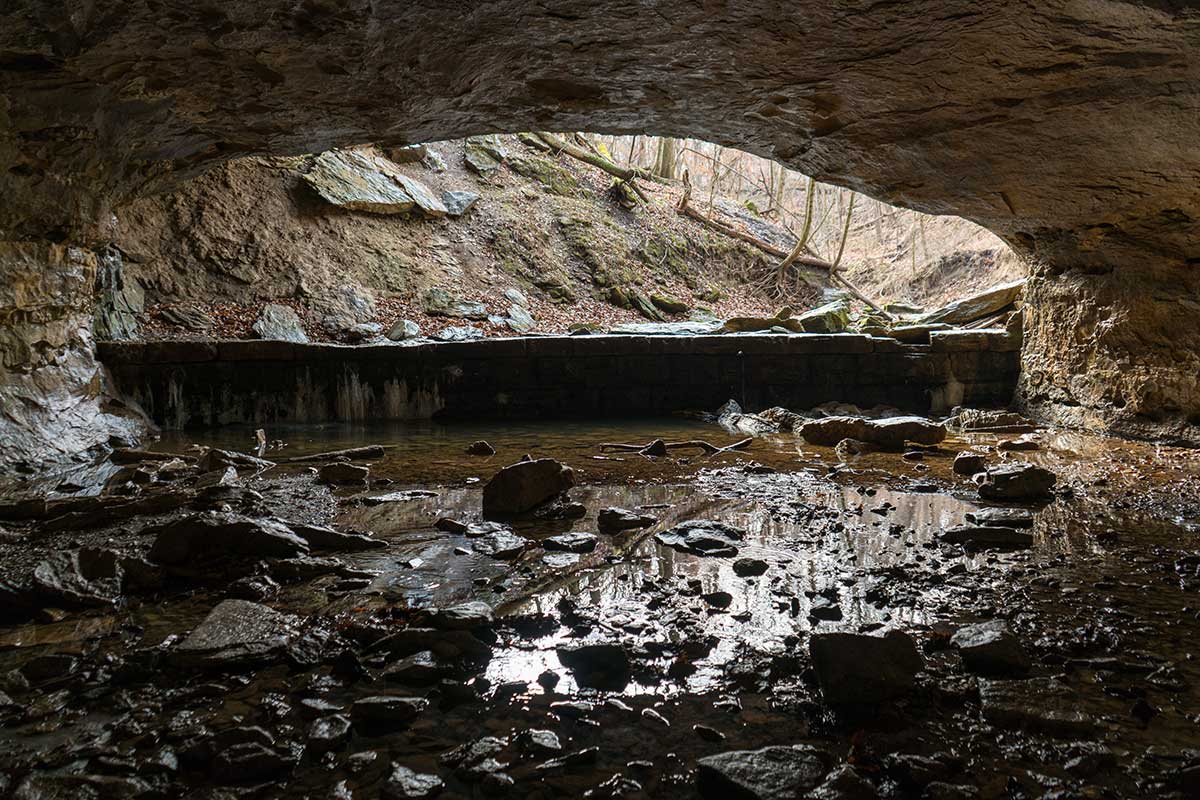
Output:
[930,330,991,352]
[979,328,1021,352]
[217,340,297,361]
[142,340,218,364]
[786,334,875,355]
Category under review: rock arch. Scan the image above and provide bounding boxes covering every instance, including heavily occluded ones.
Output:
[1,0,1198,454]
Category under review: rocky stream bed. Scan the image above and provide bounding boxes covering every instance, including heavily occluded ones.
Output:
[2,415,1200,799]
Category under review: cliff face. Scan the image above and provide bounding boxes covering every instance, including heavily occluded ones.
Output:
[0,0,1198,451]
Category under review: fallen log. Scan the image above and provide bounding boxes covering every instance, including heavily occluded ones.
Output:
[276,445,388,464]
[599,438,753,455]
[676,186,832,270]
[535,132,653,202]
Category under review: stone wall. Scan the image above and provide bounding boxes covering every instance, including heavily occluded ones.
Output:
[0,242,146,469]
[98,332,1019,430]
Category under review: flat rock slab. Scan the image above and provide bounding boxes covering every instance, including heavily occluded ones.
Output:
[799,415,946,449]
[914,280,1025,326]
[303,149,416,214]
[655,519,745,557]
[174,599,300,668]
[940,525,1033,550]
[697,745,832,800]
[809,630,923,705]
[286,521,386,551]
[542,532,597,553]
[965,507,1035,529]
[150,513,310,565]
[482,458,575,517]
[976,462,1056,501]
[980,678,1096,737]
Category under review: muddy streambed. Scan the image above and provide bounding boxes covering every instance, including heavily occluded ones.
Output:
[2,419,1200,798]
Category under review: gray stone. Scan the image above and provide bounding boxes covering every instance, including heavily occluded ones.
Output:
[307,715,352,754]
[794,300,851,333]
[383,764,445,799]
[32,547,123,607]
[809,630,923,704]
[939,525,1033,549]
[317,462,370,486]
[150,513,310,565]
[953,451,986,475]
[386,143,427,163]
[393,173,448,217]
[432,325,484,342]
[505,303,535,333]
[471,530,530,560]
[800,416,946,449]
[655,519,744,557]
[384,650,449,685]
[809,765,879,800]
[542,531,597,553]
[964,507,1035,528]
[160,303,214,331]
[304,149,415,214]
[174,599,300,667]
[976,462,1057,500]
[608,320,720,335]
[442,189,480,216]
[351,696,427,730]
[387,318,421,341]
[285,521,385,551]
[979,678,1095,736]
[951,620,1031,675]
[252,304,308,343]
[597,507,656,533]
[914,280,1025,326]
[428,601,494,630]
[503,287,528,307]
[697,745,832,800]
[482,458,575,517]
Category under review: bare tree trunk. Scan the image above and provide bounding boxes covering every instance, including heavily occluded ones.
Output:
[652,136,679,180]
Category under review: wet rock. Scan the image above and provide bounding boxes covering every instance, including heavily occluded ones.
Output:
[173,599,300,668]
[506,303,536,333]
[428,601,494,631]
[384,651,448,685]
[471,529,530,560]
[950,408,1036,433]
[976,462,1056,500]
[227,574,280,601]
[20,653,79,684]
[951,621,1031,675]
[655,519,745,557]
[32,547,123,607]
[307,714,351,755]
[517,729,562,755]
[808,597,843,622]
[799,416,946,449]
[285,521,385,551]
[251,304,308,343]
[557,641,631,689]
[442,189,480,217]
[598,507,656,533]
[383,764,445,799]
[979,678,1095,736]
[704,591,734,610]
[964,507,1034,528]
[303,149,419,214]
[317,462,370,486]
[213,742,295,784]
[432,325,484,342]
[482,458,575,517]
[913,280,1025,326]
[809,630,923,705]
[387,319,421,341]
[12,775,153,799]
[939,525,1033,550]
[434,517,469,533]
[810,765,878,800]
[373,627,492,661]
[466,440,496,456]
[998,434,1040,451]
[543,531,598,553]
[195,466,239,489]
[150,513,309,565]
[697,745,832,800]
[953,451,986,475]
[733,557,769,577]
[351,696,427,730]
[198,448,274,472]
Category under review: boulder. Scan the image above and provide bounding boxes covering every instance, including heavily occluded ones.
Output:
[160,303,214,331]
[542,532,597,553]
[953,451,986,475]
[913,280,1025,326]
[794,300,851,333]
[173,599,300,668]
[32,548,123,607]
[303,149,416,214]
[650,294,689,314]
[432,325,484,342]
[556,641,630,689]
[471,529,530,559]
[697,745,832,800]
[442,189,480,217]
[506,303,535,333]
[317,462,370,486]
[464,135,506,177]
[391,173,448,217]
[733,557,769,577]
[351,696,427,730]
[655,519,744,557]
[504,287,528,307]
[809,630,923,705]
[939,525,1033,549]
[597,507,656,533]
[252,304,308,343]
[307,715,352,755]
[149,513,310,565]
[951,621,1031,675]
[387,319,421,341]
[976,462,1056,500]
[799,416,946,449]
[383,764,445,799]
[482,458,575,517]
